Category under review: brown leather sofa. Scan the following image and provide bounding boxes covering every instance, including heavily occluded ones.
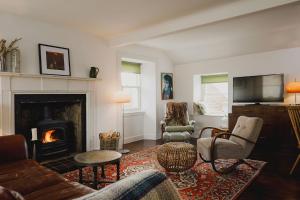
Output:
[0,135,95,200]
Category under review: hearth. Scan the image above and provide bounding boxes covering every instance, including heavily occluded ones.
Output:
[15,94,86,161]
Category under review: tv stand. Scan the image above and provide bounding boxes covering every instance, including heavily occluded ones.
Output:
[229,104,295,174]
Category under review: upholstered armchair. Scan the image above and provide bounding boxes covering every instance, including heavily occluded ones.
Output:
[197,116,263,174]
[161,102,195,138]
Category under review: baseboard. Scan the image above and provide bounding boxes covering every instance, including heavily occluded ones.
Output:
[143,133,159,140]
[124,135,144,144]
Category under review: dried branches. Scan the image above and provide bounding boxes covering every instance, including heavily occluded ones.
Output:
[0,38,22,56]
[0,38,22,70]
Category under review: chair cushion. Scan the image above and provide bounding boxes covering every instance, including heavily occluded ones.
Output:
[163,131,191,142]
[197,138,244,161]
[165,125,194,132]
[230,116,263,157]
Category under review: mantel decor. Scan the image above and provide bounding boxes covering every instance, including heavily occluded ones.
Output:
[38,44,71,76]
[0,38,22,72]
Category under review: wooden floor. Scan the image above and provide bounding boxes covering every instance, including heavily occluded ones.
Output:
[124,140,300,200]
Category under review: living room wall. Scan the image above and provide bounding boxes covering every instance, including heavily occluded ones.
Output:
[0,12,119,148]
[117,45,174,139]
[174,47,300,136]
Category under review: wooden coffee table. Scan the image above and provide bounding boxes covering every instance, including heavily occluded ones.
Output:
[74,150,122,189]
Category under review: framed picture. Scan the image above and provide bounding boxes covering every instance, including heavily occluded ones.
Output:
[38,44,71,76]
[161,73,174,100]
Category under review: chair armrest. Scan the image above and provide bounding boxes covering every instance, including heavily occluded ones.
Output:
[0,135,28,164]
[160,120,166,125]
[189,120,196,126]
[198,127,228,138]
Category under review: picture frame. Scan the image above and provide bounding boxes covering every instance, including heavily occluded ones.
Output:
[161,73,174,100]
[38,44,71,76]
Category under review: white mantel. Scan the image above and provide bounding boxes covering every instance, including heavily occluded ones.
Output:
[0,72,99,151]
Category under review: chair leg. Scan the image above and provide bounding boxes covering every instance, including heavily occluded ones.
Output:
[242,159,258,170]
[290,154,300,175]
[211,159,243,174]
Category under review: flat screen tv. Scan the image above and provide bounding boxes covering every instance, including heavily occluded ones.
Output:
[233,74,284,103]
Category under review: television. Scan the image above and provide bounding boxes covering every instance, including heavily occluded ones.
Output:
[233,74,284,103]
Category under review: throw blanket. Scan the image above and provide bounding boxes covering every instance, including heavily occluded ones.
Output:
[74,170,181,200]
[165,102,188,126]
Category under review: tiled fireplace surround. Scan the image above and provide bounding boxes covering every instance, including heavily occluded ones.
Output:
[0,74,97,155]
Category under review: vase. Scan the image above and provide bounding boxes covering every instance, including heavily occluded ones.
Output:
[0,56,5,71]
[5,49,20,73]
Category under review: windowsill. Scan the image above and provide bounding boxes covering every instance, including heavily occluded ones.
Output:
[124,111,145,117]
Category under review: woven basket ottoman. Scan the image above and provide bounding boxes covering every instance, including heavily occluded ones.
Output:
[157,142,197,172]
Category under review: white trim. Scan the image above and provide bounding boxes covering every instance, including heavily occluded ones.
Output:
[124,135,143,144]
[124,111,144,117]
[0,72,100,81]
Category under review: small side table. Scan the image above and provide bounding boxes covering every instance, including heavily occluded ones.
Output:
[74,150,122,189]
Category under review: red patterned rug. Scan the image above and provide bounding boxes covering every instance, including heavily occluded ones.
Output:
[63,146,266,200]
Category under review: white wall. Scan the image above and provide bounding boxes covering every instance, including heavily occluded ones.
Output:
[141,62,157,139]
[0,12,119,149]
[124,112,144,143]
[174,47,300,136]
[117,45,174,139]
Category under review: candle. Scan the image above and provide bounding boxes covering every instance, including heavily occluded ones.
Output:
[31,128,37,141]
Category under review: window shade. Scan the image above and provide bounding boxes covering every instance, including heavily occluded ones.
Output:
[121,61,141,74]
[201,74,228,84]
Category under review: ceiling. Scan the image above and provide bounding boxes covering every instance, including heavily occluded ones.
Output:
[140,2,300,64]
[0,0,229,38]
[0,0,299,64]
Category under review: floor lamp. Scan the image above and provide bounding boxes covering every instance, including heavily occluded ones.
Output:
[113,91,131,154]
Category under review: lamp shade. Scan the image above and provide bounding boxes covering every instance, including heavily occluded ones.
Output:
[113,91,131,103]
[286,82,300,93]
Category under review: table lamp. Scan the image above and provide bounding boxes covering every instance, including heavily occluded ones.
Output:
[113,91,131,154]
[286,81,300,104]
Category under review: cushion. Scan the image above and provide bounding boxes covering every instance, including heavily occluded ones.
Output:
[165,125,194,132]
[74,170,181,200]
[230,116,263,157]
[0,186,24,200]
[163,132,191,142]
[197,137,244,161]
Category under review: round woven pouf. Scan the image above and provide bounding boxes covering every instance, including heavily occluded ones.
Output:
[157,142,197,172]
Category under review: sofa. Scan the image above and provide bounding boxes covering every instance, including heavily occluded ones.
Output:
[0,135,181,200]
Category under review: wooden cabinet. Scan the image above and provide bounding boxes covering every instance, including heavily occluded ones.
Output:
[229,105,297,174]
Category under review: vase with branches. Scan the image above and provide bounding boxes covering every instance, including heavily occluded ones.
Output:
[0,38,22,72]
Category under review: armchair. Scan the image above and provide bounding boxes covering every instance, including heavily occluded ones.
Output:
[197,116,263,174]
[161,102,195,142]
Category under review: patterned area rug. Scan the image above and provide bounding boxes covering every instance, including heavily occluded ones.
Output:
[63,146,266,200]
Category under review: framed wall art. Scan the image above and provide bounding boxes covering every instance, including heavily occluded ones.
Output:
[161,72,174,100]
[38,44,71,76]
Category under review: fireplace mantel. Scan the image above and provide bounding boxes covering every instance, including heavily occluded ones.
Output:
[0,73,98,151]
[0,72,101,81]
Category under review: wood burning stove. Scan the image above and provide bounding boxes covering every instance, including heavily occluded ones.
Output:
[35,106,74,161]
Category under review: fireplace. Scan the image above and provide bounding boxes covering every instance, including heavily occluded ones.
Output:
[15,94,86,161]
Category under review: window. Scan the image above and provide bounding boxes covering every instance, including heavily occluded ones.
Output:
[121,61,141,112]
[194,74,228,116]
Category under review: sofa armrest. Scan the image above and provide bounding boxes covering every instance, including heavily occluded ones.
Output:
[74,170,181,200]
[0,135,28,164]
